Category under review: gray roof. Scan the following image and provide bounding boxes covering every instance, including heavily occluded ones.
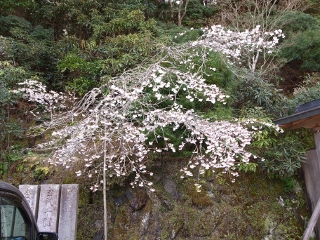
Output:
[274,99,320,129]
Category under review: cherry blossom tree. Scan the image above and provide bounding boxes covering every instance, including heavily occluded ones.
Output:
[14,24,284,240]
[35,55,238,189]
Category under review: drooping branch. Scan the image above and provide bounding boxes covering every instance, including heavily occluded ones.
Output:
[14,27,283,191]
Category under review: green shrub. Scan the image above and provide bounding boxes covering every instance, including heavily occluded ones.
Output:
[285,74,320,114]
[276,11,319,34]
[0,0,36,14]
[0,15,32,36]
[0,145,24,175]
[231,74,286,117]
[240,108,312,178]
[277,12,320,72]
[281,29,320,71]
[0,61,31,153]
[253,129,311,178]
[182,0,216,27]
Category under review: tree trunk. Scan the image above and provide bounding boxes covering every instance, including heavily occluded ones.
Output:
[169,0,174,20]
[177,0,189,26]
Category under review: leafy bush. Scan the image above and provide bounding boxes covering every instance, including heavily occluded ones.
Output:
[281,29,320,71]
[258,130,310,178]
[285,74,320,114]
[231,74,286,117]
[59,31,159,95]
[182,0,216,27]
[0,145,24,175]
[0,15,32,36]
[277,12,320,72]
[0,61,31,151]
[0,16,62,88]
[276,11,319,34]
[0,0,36,14]
[240,108,312,178]
[155,22,200,44]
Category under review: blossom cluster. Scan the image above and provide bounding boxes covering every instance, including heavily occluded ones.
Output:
[144,105,254,180]
[11,79,72,119]
[193,25,285,72]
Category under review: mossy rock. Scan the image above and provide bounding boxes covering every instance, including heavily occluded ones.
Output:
[184,180,214,208]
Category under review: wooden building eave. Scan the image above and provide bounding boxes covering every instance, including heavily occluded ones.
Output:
[274,107,320,130]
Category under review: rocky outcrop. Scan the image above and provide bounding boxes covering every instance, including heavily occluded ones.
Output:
[80,161,309,239]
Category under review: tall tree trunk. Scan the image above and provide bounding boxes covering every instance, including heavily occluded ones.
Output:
[169,0,174,20]
[177,0,189,26]
[177,1,182,25]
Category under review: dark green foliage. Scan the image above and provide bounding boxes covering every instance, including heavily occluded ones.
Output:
[281,29,320,71]
[253,128,311,178]
[94,0,155,16]
[169,27,203,44]
[59,51,102,76]
[146,124,188,154]
[0,112,24,148]
[91,9,157,40]
[0,144,25,175]
[231,75,286,117]
[0,15,32,36]
[30,25,54,43]
[0,61,32,154]
[261,132,308,178]
[278,12,320,72]
[49,3,161,95]
[182,0,216,27]
[154,0,216,27]
[100,32,158,73]
[276,11,319,34]
[0,61,33,139]
[59,30,159,95]
[240,108,312,178]
[155,23,192,43]
[59,49,102,95]
[36,0,103,39]
[36,0,157,40]
[202,103,234,121]
[0,61,28,104]
[285,74,320,114]
[0,15,61,87]
[204,52,234,89]
[283,177,295,192]
[0,0,37,15]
